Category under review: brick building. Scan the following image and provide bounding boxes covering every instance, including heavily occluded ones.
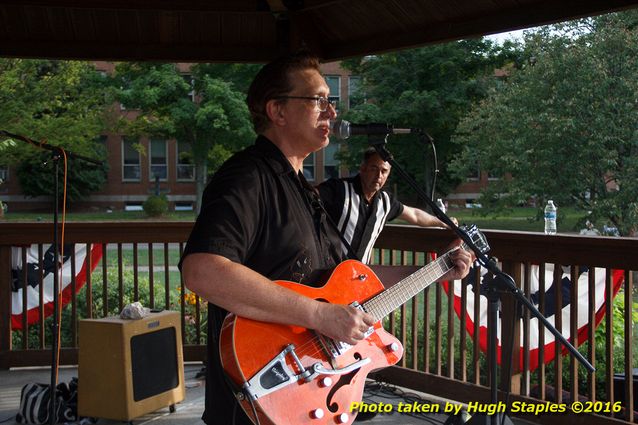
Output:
[0,60,489,213]
[0,61,360,213]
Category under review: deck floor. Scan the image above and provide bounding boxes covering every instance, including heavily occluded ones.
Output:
[0,364,534,425]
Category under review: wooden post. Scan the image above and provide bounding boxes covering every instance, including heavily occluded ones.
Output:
[500,261,522,394]
[0,245,13,369]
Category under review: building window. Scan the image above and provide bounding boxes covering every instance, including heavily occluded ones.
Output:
[487,170,500,181]
[177,141,195,181]
[182,74,195,102]
[150,139,168,181]
[348,76,365,108]
[124,203,144,211]
[467,160,480,181]
[325,76,341,110]
[303,152,315,181]
[174,202,194,211]
[324,143,339,180]
[122,138,141,181]
[0,165,8,182]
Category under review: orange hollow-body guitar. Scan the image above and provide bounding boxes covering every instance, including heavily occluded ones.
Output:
[219,228,487,425]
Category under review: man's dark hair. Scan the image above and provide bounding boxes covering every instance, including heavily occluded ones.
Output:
[246,50,321,133]
[362,147,382,164]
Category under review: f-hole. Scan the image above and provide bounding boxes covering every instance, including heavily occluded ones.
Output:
[325,352,363,413]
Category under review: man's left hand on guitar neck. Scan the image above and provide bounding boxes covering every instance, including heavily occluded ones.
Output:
[437,240,474,283]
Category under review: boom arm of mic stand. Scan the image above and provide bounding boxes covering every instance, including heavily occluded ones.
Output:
[0,130,103,166]
[367,135,595,373]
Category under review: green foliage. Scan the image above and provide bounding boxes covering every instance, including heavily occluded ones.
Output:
[0,59,111,200]
[339,40,523,202]
[143,194,169,217]
[451,10,638,235]
[12,258,207,348]
[112,62,256,211]
[16,147,108,203]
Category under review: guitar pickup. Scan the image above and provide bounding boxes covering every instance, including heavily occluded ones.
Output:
[316,301,374,359]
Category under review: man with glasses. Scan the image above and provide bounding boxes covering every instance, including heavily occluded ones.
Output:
[180,51,473,425]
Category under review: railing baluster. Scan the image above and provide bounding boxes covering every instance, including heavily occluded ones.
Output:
[570,265,579,402]
[622,270,633,422]
[435,270,442,375]
[101,243,108,317]
[179,243,186,347]
[118,243,124,311]
[422,251,431,374]
[70,246,77,344]
[148,242,154,309]
[553,263,563,404]
[38,244,45,349]
[133,243,139,301]
[164,242,170,309]
[21,247,28,349]
[407,251,418,370]
[85,243,93,319]
[605,268,614,406]
[460,272,467,382]
[447,271,455,379]
[587,266,596,402]
[538,262,546,401]
[473,265,481,385]
[522,262,531,396]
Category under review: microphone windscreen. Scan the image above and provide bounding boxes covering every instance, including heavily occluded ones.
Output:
[331,119,351,139]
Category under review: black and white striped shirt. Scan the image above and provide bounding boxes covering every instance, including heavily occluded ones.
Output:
[318,176,403,263]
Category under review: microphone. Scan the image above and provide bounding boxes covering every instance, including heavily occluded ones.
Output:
[331,119,419,139]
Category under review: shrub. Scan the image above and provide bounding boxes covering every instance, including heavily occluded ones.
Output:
[143,195,168,217]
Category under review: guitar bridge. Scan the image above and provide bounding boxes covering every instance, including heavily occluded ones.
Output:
[241,341,372,401]
[241,344,309,401]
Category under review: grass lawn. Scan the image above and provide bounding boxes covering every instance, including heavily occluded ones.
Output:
[2,206,587,232]
[394,206,585,233]
[1,210,197,221]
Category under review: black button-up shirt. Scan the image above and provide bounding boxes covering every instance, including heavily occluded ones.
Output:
[180,135,343,425]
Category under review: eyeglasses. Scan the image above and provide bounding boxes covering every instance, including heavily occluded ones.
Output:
[275,96,335,112]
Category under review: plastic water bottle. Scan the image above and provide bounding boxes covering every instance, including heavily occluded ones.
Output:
[436,198,446,214]
[544,200,557,234]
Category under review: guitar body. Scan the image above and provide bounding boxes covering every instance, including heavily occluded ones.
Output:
[220,260,403,425]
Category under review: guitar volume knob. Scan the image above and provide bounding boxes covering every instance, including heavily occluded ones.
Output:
[336,412,349,423]
[387,342,400,352]
[319,377,333,387]
[310,408,324,419]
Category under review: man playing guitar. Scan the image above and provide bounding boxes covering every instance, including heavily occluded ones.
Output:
[179,51,473,425]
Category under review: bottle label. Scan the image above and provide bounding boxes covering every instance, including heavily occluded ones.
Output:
[545,212,556,220]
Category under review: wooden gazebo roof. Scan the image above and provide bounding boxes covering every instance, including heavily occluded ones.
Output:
[2,0,638,62]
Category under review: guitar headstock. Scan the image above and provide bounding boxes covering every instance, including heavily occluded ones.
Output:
[460,224,490,255]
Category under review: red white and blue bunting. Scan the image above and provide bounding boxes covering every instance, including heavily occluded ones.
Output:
[442,264,624,370]
[11,243,103,330]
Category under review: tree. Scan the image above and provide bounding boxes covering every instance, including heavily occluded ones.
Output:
[339,40,522,204]
[113,63,256,212]
[450,11,638,235]
[0,59,110,203]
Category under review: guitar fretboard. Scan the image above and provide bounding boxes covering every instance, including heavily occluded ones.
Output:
[362,249,458,321]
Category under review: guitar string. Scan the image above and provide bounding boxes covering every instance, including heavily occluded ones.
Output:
[274,251,457,370]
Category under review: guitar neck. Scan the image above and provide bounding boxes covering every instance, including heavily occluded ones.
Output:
[362,248,459,321]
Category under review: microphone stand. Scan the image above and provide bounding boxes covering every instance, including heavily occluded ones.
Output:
[366,133,594,425]
[1,130,102,425]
